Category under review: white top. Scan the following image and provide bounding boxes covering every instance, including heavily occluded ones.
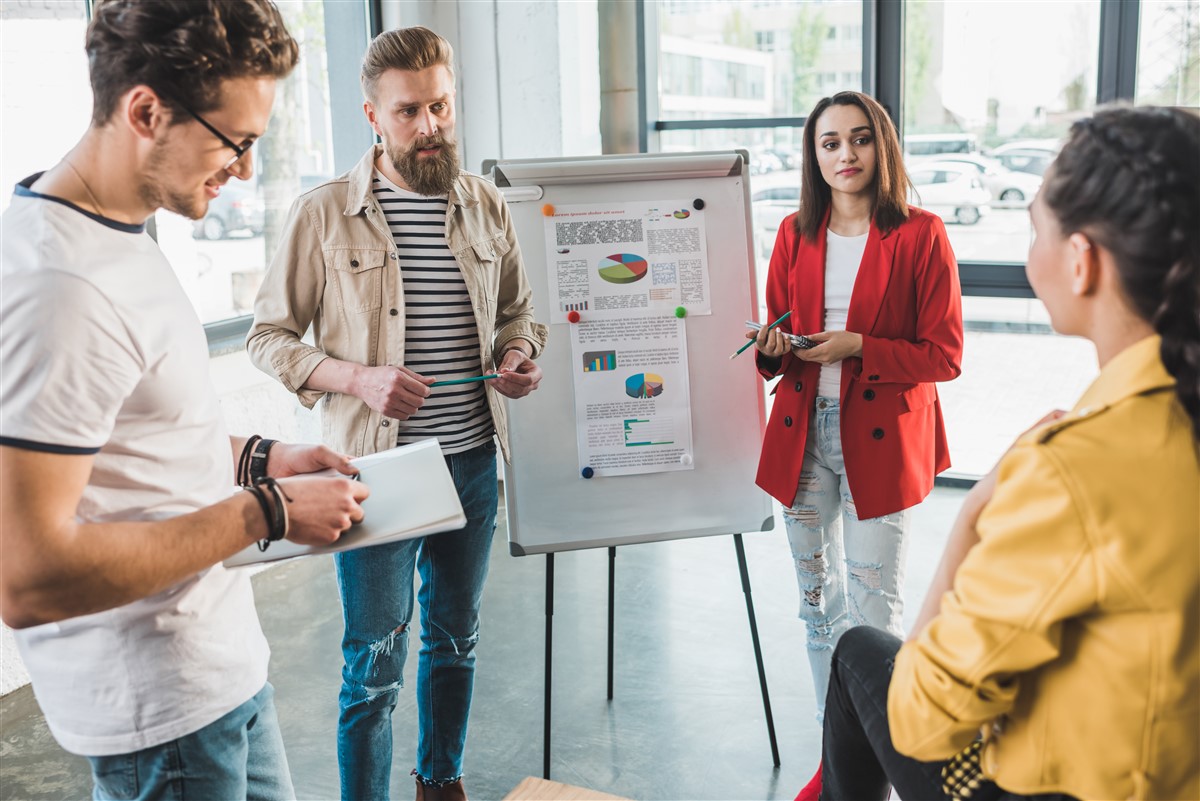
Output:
[819,228,869,399]
[373,172,493,454]
[0,180,269,756]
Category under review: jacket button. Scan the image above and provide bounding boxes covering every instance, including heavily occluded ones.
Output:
[350,259,359,268]
[794,381,803,393]
[390,252,399,260]
[381,420,390,427]
[872,427,884,440]
[389,308,399,316]
[863,389,876,400]
[868,374,880,381]
[784,416,793,427]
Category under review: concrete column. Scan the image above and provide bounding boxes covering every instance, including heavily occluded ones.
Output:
[598,0,641,154]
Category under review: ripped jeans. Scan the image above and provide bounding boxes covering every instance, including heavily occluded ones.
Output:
[334,442,498,801]
[783,398,909,723]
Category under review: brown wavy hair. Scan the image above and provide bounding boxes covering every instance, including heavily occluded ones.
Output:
[796,91,912,241]
[1042,105,1200,436]
[86,0,298,126]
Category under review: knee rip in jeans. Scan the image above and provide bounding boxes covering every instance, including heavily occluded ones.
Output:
[793,547,828,611]
[433,628,480,658]
[369,623,408,658]
[847,560,884,595]
[361,624,408,701]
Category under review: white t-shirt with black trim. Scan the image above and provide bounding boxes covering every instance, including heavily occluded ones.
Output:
[373,172,494,454]
[0,177,269,756]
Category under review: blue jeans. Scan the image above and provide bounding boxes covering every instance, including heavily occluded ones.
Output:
[87,683,293,801]
[335,442,498,800]
[783,398,910,723]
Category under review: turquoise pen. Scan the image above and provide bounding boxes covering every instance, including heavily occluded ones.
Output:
[730,310,792,359]
[430,374,501,387]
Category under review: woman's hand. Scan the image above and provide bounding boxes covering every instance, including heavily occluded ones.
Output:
[793,330,863,365]
[750,325,792,358]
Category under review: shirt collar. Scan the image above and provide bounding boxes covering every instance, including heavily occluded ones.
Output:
[1072,335,1174,417]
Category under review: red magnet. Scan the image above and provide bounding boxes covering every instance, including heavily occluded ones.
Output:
[567,310,581,323]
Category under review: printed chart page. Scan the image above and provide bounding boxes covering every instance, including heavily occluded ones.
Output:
[544,200,711,323]
[569,316,695,477]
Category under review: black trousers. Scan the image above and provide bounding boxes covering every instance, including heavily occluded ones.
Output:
[820,626,1077,801]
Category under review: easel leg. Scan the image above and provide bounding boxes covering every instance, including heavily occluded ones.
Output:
[607,546,616,701]
[734,533,781,767]
[544,552,554,779]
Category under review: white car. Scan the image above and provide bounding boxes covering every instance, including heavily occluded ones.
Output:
[911,153,1041,207]
[908,162,992,225]
[750,170,801,258]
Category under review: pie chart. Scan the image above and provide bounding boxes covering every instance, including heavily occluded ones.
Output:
[598,253,649,284]
[625,373,665,399]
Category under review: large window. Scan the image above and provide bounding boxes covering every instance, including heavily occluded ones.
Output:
[155,1,336,326]
[0,1,91,211]
[903,0,1101,264]
[1136,0,1199,106]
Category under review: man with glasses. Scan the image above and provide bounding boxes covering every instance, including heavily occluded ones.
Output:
[0,2,368,799]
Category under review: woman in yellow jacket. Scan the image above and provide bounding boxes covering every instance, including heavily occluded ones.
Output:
[815,105,1199,801]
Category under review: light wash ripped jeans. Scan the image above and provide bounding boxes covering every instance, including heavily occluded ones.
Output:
[784,397,910,723]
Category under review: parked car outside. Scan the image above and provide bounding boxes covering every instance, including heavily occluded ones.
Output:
[911,153,1041,207]
[751,169,801,257]
[989,148,1055,177]
[908,162,991,225]
[192,183,265,240]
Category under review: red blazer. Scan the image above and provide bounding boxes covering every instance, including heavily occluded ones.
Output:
[755,208,963,519]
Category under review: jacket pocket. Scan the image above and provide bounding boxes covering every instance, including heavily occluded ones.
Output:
[470,232,510,264]
[329,248,388,314]
[901,382,937,412]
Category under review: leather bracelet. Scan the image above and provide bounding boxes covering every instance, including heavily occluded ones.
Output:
[248,438,276,485]
[244,484,276,551]
[256,479,291,541]
[237,435,262,487]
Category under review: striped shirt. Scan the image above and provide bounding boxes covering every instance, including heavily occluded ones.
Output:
[374,172,494,454]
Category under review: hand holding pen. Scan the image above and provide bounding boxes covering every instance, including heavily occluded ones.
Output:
[731,310,793,359]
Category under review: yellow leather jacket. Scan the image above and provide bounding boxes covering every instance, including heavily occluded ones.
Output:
[890,335,1199,800]
[247,145,548,462]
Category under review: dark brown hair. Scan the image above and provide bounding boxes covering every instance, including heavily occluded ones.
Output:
[361,26,455,103]
[1042,105,1200,435]
[85,0,299,126]
[796,91,912,241]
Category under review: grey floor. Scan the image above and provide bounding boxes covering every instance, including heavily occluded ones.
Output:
[0,487,965,801]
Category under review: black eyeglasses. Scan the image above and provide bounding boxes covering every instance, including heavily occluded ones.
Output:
[177,102,255,170]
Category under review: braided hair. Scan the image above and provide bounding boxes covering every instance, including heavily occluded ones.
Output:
[1042,106,1200,437]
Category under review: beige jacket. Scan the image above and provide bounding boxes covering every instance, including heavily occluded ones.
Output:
[889,336,1199,801]
[246,145,548,462]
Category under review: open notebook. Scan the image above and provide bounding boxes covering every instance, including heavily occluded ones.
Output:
[225,438,466,567]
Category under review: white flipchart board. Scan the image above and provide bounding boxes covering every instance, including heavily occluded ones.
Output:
[488,151,774,556]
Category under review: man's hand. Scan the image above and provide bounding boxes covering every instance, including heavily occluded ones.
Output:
[490,347,542,399]
[353,365,434,420]
[267,443,357,479]
[275,475,370,546]
[793,330,863,365]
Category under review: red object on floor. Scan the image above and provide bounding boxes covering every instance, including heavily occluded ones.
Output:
[793,762,822,801]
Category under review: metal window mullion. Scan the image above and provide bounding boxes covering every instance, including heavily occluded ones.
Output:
[638,0,656,153]
[1097,0,1140,103]
[873,0,904,132]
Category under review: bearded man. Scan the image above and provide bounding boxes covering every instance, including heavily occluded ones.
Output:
[247,26,547,801]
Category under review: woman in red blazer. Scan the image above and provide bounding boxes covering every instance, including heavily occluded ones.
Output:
[749,92,963,787]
